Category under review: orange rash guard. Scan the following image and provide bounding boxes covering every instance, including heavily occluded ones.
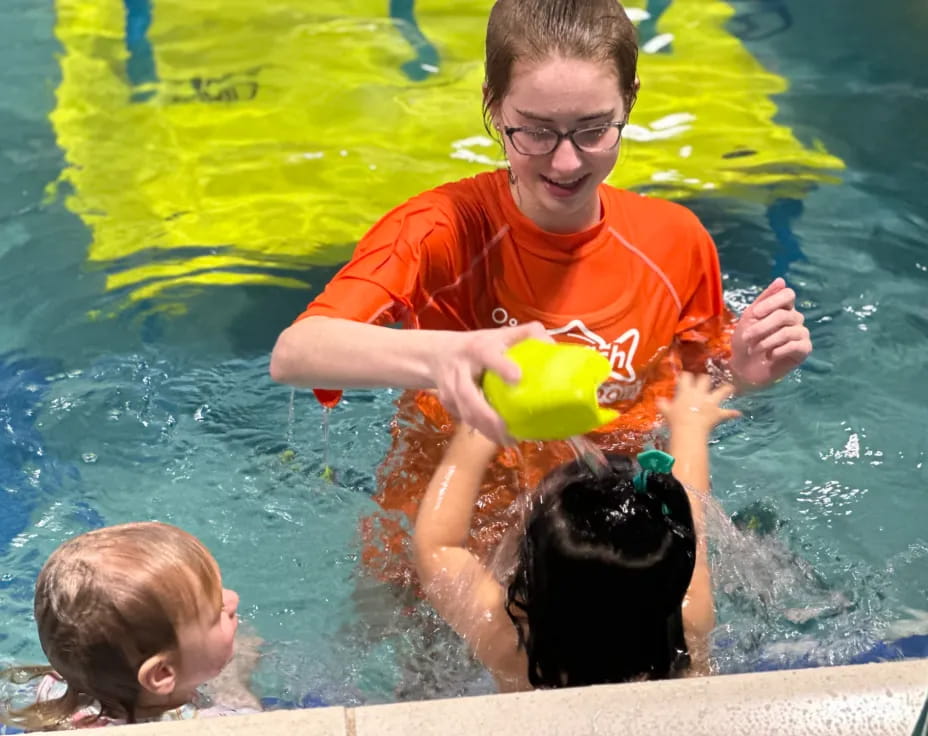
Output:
[297,169,732,585]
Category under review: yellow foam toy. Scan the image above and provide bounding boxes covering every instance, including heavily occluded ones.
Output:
[482,340,619,441]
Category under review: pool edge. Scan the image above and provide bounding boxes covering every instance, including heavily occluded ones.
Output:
[67,659,928,735]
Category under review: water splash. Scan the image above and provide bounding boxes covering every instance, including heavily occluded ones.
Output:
[697,492,870,672]
[285,388,296,447]
[567,435,612,478]
[321,406,334,482]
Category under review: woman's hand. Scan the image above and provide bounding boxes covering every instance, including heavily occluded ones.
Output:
[429,321,550,444]
[731,278,812,389]
[657,372,741,436]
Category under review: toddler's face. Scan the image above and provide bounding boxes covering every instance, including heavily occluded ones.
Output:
[171,566,239,696]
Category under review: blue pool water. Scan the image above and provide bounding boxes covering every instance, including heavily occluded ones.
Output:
[1,0,926,708]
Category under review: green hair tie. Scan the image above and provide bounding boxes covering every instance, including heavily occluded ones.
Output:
[632,449,676,495]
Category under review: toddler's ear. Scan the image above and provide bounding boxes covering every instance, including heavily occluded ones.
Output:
[137,653,176,695]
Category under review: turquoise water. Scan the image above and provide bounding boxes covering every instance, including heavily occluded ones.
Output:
[1,0,927,707]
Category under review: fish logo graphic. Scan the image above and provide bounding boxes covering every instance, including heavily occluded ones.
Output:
[547,320,640,384]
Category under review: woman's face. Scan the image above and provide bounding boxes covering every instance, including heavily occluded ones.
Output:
[494,56,626,234]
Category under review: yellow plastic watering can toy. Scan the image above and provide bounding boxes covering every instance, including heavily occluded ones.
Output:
[482,339,619,441]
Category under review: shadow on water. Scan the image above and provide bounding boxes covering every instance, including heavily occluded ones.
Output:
[0,353,87,555]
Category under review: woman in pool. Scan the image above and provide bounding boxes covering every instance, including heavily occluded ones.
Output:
[414,373,738,689]
[269,0,809,582]
[0,522,259,730]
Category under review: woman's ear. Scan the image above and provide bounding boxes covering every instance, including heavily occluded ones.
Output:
[483,83,503,132]
[137,653,176,696]
[626,75,641,118]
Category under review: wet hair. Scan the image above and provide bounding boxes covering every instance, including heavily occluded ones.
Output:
[1,522,221,730]
[505,454,696,687]
[483,0,639,128]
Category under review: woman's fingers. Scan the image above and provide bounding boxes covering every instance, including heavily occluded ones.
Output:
[750,277,786,307]
[755,324,810,355]
[770,337,813,364]
[741,307,803,346]
[471,323,540,384]
[748,282,794,320]
[435,322,551,444]
[480,350,521,384]
[454,368,511,445]
[519,320,553,343]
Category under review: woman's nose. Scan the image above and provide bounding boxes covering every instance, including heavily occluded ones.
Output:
[550,137,583,173]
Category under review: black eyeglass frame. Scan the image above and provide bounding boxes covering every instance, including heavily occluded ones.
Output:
[502,121,626,156]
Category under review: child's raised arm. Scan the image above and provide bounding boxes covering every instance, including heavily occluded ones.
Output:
[656,372,740,673]
[413,427,521,678]
[657,373,739,500]
[414,427,498,562]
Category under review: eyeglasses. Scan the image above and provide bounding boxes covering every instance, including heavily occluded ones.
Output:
[503,122,625,156]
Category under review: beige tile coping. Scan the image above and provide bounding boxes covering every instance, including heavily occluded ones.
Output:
[69,659,927,736]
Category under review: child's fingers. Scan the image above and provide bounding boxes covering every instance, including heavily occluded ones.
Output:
[720,408,742,421]
[694,372,712,392]
[710,383,736,403]
[678,371,696,391]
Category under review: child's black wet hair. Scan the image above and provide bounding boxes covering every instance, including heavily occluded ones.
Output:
[505,453,696,687]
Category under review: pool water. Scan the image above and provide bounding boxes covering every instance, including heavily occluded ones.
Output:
[1,0,927,707]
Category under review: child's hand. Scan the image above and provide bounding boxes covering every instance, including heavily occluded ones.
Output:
[656,372,740,435]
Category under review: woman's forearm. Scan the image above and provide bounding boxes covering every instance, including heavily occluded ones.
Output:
[269,315,453,389]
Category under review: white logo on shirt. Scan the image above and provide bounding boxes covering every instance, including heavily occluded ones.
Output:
[491,310,642,402]
[547,320,640,384]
